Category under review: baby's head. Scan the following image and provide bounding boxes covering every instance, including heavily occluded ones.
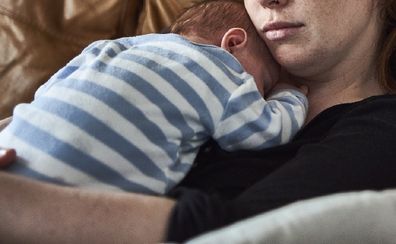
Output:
[170,0,280,95]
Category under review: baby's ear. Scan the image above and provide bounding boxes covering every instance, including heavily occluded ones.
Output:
[220,28,248,54]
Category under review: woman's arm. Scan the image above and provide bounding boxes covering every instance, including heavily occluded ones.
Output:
[0,117,173,242]
[0,115,174,242]
[0,172,175,243]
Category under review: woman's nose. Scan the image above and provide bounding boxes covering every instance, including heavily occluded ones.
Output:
[259,0,288,8]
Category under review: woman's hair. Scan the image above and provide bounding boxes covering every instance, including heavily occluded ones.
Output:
[169,0,258,46]
[378,0,396,92]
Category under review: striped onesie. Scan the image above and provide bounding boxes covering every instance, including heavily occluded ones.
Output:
[0,34,308,194]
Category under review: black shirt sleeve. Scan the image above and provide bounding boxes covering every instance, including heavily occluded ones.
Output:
[166,95,396,242]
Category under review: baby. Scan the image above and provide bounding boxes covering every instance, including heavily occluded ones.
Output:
[0,0,307,194]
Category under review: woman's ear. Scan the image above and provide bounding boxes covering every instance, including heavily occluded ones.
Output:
[220,28,248,54]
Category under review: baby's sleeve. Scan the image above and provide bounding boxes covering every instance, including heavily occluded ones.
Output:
[212,82,308,151]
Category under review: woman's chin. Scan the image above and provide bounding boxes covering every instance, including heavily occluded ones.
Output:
[277,58,309,74]
[274,51,315,75]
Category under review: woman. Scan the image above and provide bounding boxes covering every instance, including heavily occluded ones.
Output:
[1,0,396,242]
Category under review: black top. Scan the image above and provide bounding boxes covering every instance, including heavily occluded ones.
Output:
[165,94,396,242]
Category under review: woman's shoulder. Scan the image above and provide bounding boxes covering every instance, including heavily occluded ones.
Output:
[313,94,396,123]
[355,94,396,105]
[297,94,396,140]
[344,94,396,119]
[318,94,396,138]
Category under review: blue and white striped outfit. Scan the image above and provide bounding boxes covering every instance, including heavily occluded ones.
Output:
[0,34,308,194]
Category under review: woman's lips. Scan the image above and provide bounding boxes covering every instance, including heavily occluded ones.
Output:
[263,22,304,41]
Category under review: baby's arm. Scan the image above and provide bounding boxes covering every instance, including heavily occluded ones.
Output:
[270,82,308,97]
[212,81,308,151]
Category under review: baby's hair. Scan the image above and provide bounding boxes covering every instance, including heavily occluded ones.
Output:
[170,0,259,46]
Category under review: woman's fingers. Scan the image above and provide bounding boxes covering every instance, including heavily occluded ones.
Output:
[0,148,16,168]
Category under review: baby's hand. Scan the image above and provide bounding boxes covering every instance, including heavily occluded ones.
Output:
[271,82,308,96]
[269,69,309,96]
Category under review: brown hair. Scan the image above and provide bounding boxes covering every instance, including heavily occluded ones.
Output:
[170,0,257,46]
[378,0,396,92]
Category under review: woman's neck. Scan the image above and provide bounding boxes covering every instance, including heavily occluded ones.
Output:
[301,62,386,123]
[294,9,385,124]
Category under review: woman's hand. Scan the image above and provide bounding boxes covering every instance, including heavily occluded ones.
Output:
[0,148,16,168]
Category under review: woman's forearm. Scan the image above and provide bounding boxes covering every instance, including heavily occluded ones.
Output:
[0,171,175,243]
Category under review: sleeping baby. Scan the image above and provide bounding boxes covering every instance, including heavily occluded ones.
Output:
[0,0,307,194]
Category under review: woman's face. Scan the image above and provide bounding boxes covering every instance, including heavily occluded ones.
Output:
[244,0,382,78]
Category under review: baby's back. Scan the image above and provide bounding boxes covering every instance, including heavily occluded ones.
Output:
[0,34,241,194]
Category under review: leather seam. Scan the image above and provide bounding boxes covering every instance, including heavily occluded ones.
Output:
[0,5,88,46]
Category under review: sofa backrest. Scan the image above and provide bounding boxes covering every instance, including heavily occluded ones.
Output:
[0,0,200,118]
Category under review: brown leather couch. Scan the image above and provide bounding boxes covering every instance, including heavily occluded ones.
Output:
[0,0,200,118]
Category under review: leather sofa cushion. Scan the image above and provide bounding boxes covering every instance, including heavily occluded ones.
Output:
[0,0,198,118]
